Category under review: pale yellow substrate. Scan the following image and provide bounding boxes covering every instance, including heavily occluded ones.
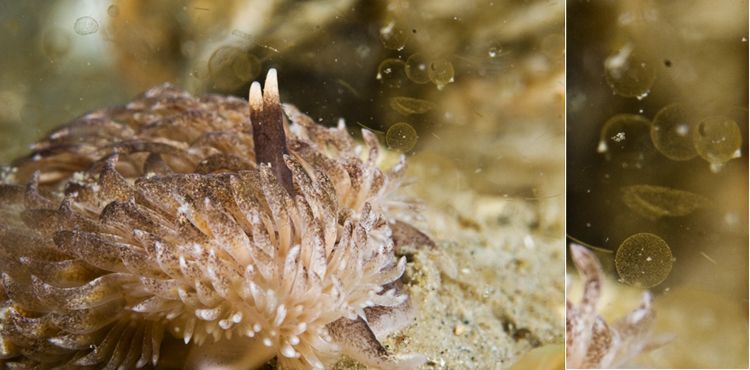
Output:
[334,151,565,369]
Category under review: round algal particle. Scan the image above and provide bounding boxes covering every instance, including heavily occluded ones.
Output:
[604,47,655,99]
[74,16,99,35]
[376,58,407,88]
[386,122,418,152]
[693,115,742,165]
[379,21,409,51]
[651,103,698,161]
[107,5,120,17]
[428,59,454,90]
[405,53,431,84]
[208,46,260,91]
[597,113,652,167]
[615,232,673,288]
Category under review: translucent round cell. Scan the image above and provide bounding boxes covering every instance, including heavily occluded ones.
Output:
[41,28,72,59]
[389,96,436,115]
[376,58,407,89]
[621,184,709,220]
[428,59,454,90]
[107,5,120,17]
[651,103,698,161]
[379,21,409,51]
[208,47,260,91]
[603,46,655,99]
[405,53,431,84]
[692,115,742,166]
[597,114,652,167]
[615,233,673,288]
[386,122,418,152]
[74,16,99,35]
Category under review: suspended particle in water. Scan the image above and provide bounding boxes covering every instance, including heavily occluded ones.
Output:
[386,122,418,152]
[615,233,673,288]
[692,115,742,168]
[379,21,409,51]
[376,58,407,88]
[603,45,655,98]
[621,184,710,220]
[651,103,698,161]
[107,5,119,17]
[405,53,431,84]
[389,96,436,115]
[488,45,502,58]
[74,16,99,35]
[41,28,72,59]
[598,114,652,167]
[208,46,260,91]
[428,59,455,90]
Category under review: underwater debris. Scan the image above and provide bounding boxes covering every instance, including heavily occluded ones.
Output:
[73,16,99,36]
[379,21,410,51]
[376,59,408,89]
[566,244,671,368]
[692,115,742,171]
[389,97,436,116]
[386,123,419,152]
[603,45,655,99]
[405,53,431,85]
[650,103,698,161]
[0,69,430,369]
[621,184,709,220]
[597,114,652,167]
[427,59,455,90]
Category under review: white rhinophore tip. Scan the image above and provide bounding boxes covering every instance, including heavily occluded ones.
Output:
[249,81,263,111]
[263,68,280,105]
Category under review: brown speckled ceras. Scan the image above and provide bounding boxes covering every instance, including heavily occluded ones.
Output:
[0,69,430,369]
[566,244,672,368]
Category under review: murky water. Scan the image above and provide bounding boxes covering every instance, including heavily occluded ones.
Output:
[567,0,748,367]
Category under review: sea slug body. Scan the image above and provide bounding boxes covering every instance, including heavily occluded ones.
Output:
[0,69,428,369]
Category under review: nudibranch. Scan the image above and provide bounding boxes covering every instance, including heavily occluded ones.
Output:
[566,244,671,368]
[0,69,428,369]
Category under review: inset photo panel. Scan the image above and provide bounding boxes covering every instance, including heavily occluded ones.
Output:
[566,0,748,368]
[0,1,566,369]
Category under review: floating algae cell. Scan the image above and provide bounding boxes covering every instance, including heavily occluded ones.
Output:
[603,45,655,99]
[389,96,436,115]
[379,21,409,51]
[597,114,652,166]
[651,103,699,161]
[615,233,673,288]
[428,59,455,90]
[386,122,418,151]
[73,16,99,35]
[621,184,710,220]
[692,115,742,169]
[405,53,431,84]
[376,58,407,88]
[208,46,260,91]
[107,5,119,17]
